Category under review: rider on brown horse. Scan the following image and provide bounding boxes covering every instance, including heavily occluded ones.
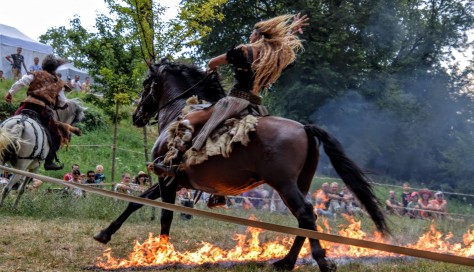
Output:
[4,54,79,170]
[150,14,309,205]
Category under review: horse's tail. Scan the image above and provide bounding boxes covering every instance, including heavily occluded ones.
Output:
[304,125,389,235]
[0,124,23,164]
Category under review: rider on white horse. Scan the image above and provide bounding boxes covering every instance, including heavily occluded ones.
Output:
[4,55,72,170]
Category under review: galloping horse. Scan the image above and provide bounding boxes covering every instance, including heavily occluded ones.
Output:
[0,99,85,208]
[94,59,389,271]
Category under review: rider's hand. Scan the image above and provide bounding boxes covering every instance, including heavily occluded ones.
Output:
[4,93,12,103]
[292,13,309,34]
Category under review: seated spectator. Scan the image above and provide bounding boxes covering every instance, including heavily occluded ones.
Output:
[27,178,43,192]
[65,169,85,198]
[327,182,343,215]
[242,185,270,210]
[400,182,411,215]
[418,188,434,219]
[313,182,333,218]
[64,164,79,181]
[85,170,96,185]
[133,171,150,187]
[429,191,448,219]
[177,187,194,220]
[340,185,365,216]
[385,190,404,216]
[94,164,106,183]
[114,173,132,194]
[406,192,421,219]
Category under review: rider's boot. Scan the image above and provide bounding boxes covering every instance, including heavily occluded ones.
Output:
[151,120,194,177]
[44,151,64,171]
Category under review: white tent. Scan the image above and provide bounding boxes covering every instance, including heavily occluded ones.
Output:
[56,63,91,82]
[0,24,53,79]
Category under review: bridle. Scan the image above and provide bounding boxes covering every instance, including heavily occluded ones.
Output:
[139,71,216,125]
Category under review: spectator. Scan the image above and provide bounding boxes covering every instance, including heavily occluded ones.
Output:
[418,188,434,219]
[71,74,82,91]
[242,185,269,210]
[429,191,448,219]
[66,169,85,198]
[114,172,132,194]
[0,170,12,186]
[85,170,96,185]
[313,182,333,218]
[327,182,343,215]
[94,164,106,183]
[27,178,43,192]
[0,70,5,81]
[29,57,42,72]
[177,187,194,220]
[406,192,421,219]
[5,47,27,80]
[340,185,365,216]
[385,190,404,216]
[400,182,411,215]
[133,171,149,187]
[63,164,80,181]
[81,76,91,93]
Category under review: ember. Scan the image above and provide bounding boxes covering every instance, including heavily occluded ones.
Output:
[95,216,474,270]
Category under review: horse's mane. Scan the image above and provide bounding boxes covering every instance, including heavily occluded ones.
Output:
[66,98,87,123]
[153,61,226,103]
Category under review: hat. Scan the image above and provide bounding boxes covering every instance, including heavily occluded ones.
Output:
[410,192,419,198]
[418,188,433,198]
[137,171,146,177]
[435,191,443,196]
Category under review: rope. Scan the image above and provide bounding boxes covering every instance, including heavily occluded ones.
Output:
[1,165,473,267]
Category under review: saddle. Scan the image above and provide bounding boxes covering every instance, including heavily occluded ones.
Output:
[166,96,260,167]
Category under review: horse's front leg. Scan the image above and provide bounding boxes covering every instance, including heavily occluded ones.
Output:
[13,177,31,209]
[93,181,162,244]
[158,176,179,240]
[0,174,20,207]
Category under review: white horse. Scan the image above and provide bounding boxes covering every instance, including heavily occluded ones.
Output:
[0,99,85,208]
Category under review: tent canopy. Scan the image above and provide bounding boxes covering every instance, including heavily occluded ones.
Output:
[56,63,91,82]
[0,24,52,79]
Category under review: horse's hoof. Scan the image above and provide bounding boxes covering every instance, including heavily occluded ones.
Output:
[93,230,111,244]
[317,258,337,272]
[272,259,295,271]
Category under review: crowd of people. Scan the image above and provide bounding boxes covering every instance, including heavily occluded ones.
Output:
[60,163,152,198]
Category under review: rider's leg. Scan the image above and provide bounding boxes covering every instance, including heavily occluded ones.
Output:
[151,107,214,176]
[44,117,64,171]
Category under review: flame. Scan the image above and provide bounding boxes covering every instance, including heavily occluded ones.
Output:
[95,216,474,270]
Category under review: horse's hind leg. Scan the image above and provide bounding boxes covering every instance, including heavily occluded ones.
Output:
[93,181,162,244]
[0,174,19,207]
[273,186,336,272]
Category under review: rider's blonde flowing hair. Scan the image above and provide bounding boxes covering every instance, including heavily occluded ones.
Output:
[250,14,304,93]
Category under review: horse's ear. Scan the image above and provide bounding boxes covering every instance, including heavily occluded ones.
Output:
[160,57,170,65]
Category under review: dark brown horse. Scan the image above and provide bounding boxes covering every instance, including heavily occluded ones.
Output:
[94,59,389,271]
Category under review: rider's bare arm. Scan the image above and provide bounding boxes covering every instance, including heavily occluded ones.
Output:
[207,53,228,73]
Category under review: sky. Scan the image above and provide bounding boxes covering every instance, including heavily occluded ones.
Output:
[0,0,179,40]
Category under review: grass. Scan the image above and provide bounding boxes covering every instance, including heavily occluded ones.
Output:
[0,190,472,271]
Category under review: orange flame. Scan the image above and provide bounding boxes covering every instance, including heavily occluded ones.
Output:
[95,217,474,270]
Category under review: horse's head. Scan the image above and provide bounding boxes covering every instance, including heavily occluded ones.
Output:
[132,59,168,127]
[55,98,87,126]
[133,58,226,127]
